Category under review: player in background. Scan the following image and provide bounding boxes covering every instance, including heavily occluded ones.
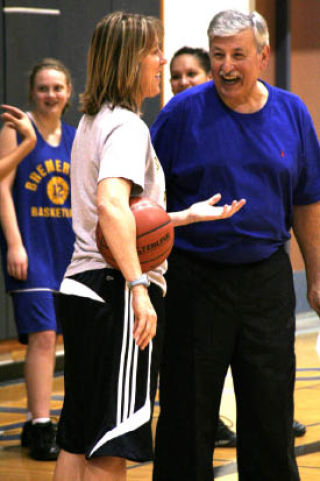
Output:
[0,58,75,461]
[169,46,212,95]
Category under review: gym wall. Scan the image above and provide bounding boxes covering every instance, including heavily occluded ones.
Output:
[1,0,319,339]
[0,0,161,340]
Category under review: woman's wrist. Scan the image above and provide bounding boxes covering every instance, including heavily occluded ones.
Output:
[127,273,150,290]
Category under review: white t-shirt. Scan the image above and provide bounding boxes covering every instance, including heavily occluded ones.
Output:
[65,103,167,292]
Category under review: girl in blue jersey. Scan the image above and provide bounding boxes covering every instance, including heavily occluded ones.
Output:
[0,58,76,461]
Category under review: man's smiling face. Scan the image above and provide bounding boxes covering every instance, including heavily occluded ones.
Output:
[209,28,269,110]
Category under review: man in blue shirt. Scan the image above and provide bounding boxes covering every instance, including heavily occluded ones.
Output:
[151,9,320,481]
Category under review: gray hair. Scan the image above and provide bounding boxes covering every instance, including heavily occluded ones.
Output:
[207,10,269,52]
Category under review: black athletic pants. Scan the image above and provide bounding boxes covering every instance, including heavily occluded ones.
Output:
[153,247,300,481]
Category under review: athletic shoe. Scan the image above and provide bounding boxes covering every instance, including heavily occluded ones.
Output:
[21,420,33,447]
[293,420,306,437]
[29,421,59,461]
[21,419,58,447]
[215,418,237,447]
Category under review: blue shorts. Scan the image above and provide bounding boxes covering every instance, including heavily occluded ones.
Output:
[11,290,61,344]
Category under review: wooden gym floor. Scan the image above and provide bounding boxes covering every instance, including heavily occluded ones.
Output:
[0,317,319,480]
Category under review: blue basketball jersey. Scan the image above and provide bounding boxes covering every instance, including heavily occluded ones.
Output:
[0,120,76,291]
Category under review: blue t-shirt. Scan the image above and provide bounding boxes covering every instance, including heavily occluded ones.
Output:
[0,121,76,291]
[151,81,320,264]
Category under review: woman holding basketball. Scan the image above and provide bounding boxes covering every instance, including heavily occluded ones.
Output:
[53,12,245,481]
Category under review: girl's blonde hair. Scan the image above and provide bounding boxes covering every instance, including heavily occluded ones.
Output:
[80,11,163,115]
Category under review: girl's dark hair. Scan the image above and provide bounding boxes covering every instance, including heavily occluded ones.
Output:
[170,46,211,74]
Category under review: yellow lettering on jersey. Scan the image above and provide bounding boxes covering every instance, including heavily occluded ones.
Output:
[44,159,55,173]
[36,164,47,177]
[25,182,37,191]
[29,172,42,183]
[55,160,62,172]
[30,206,72,218]
[62,162,70,175]
[24,159,70,192]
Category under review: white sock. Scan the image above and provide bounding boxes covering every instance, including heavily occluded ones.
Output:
[32,417,50,425]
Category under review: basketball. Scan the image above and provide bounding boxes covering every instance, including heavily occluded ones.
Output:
[96,196,174,272]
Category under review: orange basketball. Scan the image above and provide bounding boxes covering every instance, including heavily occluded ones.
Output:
[96,196,174,272]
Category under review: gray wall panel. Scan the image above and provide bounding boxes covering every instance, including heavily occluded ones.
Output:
[59,0,161,127]
[5,16,59,109]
